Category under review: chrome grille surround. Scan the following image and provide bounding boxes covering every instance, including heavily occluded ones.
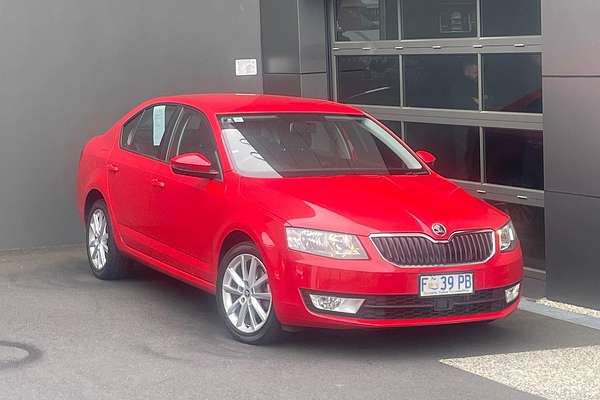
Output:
[370,230,496,267]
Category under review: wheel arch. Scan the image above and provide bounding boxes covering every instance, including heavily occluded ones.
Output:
[215,225,283,281]
[82,188,126,253]
[215,223,287,297]
[84,189,105,220]
[218,230,255,264]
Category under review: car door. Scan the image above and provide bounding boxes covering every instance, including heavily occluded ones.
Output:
[149,107,226,282]
[107,104,181,256]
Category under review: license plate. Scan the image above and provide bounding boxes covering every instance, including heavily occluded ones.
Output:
[419,273,473,297]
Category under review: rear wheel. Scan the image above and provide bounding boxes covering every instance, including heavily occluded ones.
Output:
[216,242,282,344]
[86,200,129,280]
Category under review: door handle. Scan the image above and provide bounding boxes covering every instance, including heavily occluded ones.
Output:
[151,178,165,188]
[107,164,119,173]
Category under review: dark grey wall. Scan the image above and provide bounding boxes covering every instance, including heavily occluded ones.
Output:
[260,0,329,99]
[543,0,600,308]
[0,1,262,249]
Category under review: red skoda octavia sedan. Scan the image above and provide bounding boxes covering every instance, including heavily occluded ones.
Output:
[77,94,523,344]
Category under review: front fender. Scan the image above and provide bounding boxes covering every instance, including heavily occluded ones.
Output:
[212,210,289,315]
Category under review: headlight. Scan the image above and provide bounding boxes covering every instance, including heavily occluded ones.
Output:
[497,221,518,252]
[286,227,368,259]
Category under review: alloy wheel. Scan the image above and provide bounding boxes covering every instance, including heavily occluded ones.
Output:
[221,254,272,334]
[88,209,109,270]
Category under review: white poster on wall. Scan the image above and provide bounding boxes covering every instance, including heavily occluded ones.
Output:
[235,59,258,76]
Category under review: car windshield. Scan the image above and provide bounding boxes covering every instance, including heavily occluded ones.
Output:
[219,114,425,178]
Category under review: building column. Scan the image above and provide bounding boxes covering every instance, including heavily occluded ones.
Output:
[543,0,600,309]
[259,0,329,99]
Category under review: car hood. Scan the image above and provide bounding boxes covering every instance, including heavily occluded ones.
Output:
[240,174,507,237]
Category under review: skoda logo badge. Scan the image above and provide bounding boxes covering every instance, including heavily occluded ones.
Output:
[432,223,447,236]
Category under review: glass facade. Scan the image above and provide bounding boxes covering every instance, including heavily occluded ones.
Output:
[337,55,401,106]
[335,0,399,41]
[404,54,479,110]
[483,53,542,113]
[481,0,541,37]
[488,201,545,270]
[332,0,544,268]
[484,128,543,190]
[381,120,403,137]
[401,0,477,40]
[405,123,480,181]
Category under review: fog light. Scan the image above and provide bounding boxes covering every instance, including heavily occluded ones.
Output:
[505,283,521,304]
[309,294,365,314]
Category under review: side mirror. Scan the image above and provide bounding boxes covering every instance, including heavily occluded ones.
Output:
[170,153,219,179]
[416,150,437,168]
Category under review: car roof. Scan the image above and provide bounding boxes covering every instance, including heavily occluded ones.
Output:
[145,93,365,115]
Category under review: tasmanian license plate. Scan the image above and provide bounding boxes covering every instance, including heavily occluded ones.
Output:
[419,273,473,297]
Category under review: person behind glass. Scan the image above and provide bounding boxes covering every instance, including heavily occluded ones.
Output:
[450,62,479,110]
[445,62,481,180]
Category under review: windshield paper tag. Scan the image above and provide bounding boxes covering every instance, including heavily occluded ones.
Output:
[153,105,166,146]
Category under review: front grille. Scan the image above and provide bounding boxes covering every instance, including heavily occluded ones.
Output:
[371,231,494,266]
[356,286,509,320]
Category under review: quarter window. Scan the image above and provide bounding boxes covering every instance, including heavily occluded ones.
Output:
[122,105,180,160]
[121,113,142,148]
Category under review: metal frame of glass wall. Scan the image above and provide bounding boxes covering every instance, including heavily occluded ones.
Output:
[328,0,543,208]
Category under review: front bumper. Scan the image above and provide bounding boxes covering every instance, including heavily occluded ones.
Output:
[271,238,523,329]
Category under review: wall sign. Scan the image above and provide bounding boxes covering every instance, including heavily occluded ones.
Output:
[235,59,258,76]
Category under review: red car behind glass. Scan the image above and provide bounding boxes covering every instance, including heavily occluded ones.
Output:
[77,94,523,344]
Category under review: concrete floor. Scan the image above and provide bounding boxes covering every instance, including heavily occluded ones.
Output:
[1,246,599,400]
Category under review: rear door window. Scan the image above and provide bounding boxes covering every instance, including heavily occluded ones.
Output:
[122,105,180,160]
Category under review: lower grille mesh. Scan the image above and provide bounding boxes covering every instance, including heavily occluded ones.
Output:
[356,286,509,320]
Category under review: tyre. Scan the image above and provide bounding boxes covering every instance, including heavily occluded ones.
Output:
[216,242,282,344]
[85,199,129,280]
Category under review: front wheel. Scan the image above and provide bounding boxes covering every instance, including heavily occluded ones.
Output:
[216,242,282,344]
